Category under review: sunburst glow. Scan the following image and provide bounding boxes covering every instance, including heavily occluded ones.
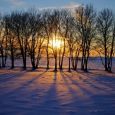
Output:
[50,38,63,49]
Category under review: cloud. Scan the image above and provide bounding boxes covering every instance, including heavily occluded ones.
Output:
[63,2,81,10]
[1,0,81,14]
[8,0,26,7]
[34,1,81,10]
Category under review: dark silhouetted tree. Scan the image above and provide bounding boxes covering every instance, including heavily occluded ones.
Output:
[96,8,115,72]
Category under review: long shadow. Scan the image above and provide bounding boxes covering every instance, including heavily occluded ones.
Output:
[80,73,107,91]
[70,71,115,114]
[31,72,63,115]
[4,71,46,96]
[62,71,97,97]
[78,71,114,95]
[64,70,115,115]
[77,72,115,92]
[60,72,78,99]
[0,71,26,83]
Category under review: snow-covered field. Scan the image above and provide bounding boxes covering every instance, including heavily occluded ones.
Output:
[0,58,115,115]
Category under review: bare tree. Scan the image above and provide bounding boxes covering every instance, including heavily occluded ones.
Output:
[42,10,53,69]
[58,9,70,70]
[75,5,96,72]
[96,9,115,72]
[50,10,60,71]
[0,14,8,68]
[27,10,44,70]
[3,14,18,68]
[10,12,30,69]
[67,26,81,71]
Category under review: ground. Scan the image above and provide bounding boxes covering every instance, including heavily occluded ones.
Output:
[0,58,115,115]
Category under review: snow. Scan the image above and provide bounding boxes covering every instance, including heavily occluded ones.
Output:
[0,59,115,115]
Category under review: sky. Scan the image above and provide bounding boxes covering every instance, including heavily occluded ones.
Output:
[0,0,115,14]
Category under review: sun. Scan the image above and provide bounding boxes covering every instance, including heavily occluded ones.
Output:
[52,39,61,48]
[50,38,63,49]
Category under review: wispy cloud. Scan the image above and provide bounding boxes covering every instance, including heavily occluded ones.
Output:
[38,2,81,11]
[1,0,81,14]
[7,0,26,7]
[63,2,81,9]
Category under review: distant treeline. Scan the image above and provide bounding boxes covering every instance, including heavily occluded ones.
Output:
[0,4,115,72]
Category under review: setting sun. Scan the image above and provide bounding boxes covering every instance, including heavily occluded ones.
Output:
[50,38,63,49]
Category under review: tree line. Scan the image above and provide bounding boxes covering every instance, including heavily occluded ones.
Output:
[0,4,115,72]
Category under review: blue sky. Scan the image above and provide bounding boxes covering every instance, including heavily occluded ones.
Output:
[0,0,115,14]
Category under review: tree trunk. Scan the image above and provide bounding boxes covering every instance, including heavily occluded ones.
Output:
[68,57,71,72]
[54,55,57,72]
[11,51,14,69]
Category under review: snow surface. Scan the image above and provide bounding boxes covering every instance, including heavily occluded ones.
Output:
[0,59,115,115]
